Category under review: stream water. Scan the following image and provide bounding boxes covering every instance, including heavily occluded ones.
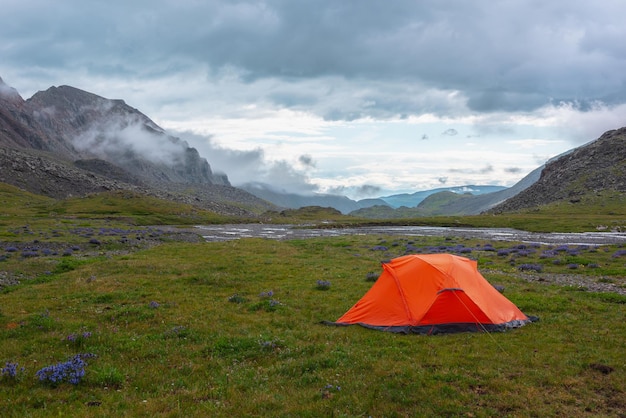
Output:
[195,224,626,246]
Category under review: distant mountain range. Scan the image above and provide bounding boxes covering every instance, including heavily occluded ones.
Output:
[239,182,388,214]
[241,183,513,215]
[1,76,625,218]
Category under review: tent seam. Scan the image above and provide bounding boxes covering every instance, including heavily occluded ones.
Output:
[385,263,415,324]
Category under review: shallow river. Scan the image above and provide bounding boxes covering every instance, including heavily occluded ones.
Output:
[195,224,626,246]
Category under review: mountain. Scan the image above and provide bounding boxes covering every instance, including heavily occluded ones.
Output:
[240,182,389,214]
[0,77,275,216]
[241,182,516,215]
[4,77,623,218]
[489,127,626,213]
[414,166,544,215]
[379,185,507,208]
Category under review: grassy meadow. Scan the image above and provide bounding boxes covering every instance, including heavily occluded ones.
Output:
[1,185,626,416]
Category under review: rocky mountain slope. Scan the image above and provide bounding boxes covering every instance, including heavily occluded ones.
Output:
[490,127,626,213]
[0,77,275,216]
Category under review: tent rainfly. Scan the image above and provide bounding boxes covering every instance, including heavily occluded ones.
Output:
[327,254,538,335]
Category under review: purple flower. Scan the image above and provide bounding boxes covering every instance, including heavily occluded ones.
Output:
[518,264,543,273]
[316,280,331,290]
[148,301,160,309]
[67,331,92,345]
[611,249,626,258]
[36,353,96,385]
[2,361,25,379]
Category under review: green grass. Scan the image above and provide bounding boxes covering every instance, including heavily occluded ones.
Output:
[1,231,625,416]
[0,184,233,229]
[1,183,625,415]
[333,190,626,233]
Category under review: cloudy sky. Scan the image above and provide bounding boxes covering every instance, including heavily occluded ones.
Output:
[2,1,626,198]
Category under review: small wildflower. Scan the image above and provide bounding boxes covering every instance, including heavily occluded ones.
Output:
[259,290,274,298]
[611,249,626,258]
[320,383,342,399]
[164,325,188,339]
[518,264,543,273]
[1,361,25,380]
[228,294,246,303]
[36,353,96,385]
[316,280,331,290]
[148,301,160,309]
[268,299,281,307]
[66,331,92,346]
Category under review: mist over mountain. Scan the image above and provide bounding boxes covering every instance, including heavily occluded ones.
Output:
[240,182,389,214]
[2,76,624,218]
[0,77,273,216]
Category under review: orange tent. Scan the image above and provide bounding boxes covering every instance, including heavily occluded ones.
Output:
[329,254,537,334]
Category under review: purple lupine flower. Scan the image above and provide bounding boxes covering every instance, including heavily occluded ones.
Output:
[1,361,25,379]
[518,264,543,273]
[36,353,96,385]
[316,280,331,290]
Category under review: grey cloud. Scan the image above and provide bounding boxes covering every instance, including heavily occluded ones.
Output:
[3,1,626,120]
[327,184,383,199]
[298,154,315,168]
[479,164,494,174]
[171,130,319,194]
[448,164,494,175]
[442,129,458,136]
[466,90,549,112]
[356,184,382,198]
[504,167,523,174]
